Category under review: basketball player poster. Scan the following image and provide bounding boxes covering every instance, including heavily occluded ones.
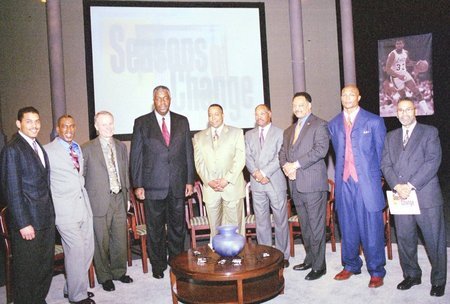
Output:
[378,33,433,117]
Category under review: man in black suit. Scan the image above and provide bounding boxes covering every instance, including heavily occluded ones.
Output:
[0,107,55,304]
[381,97,446,297]
[130,85,195,279]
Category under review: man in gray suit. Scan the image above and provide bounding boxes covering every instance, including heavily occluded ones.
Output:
[279,92,330,280]
[82,111,133,292]
[245,104,290,268]
[381,97,446,297]
[44,115,95,304]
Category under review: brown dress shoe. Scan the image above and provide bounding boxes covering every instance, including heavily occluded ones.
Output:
[368,276,384,288]
[334,269,361,280]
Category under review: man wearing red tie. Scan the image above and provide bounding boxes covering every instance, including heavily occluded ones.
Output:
[130,85,195,279]
[328,85,387,288]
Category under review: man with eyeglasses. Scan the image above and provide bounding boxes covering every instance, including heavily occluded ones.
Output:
[381,97,446,297]
[328,85,387,288]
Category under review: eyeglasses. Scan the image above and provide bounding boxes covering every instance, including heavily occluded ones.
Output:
[397,108,414,114]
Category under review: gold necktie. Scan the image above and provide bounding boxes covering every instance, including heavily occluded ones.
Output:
[292,122,301,145]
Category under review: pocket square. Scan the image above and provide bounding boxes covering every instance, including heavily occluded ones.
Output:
[363,130,371,134]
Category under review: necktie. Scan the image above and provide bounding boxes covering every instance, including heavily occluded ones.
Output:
[107,142,121,193]
[259,128,265,147]
[346,115,352,127]
[403,129,409,148]
[213,129,219,148]
[162,117,170,146]
[32,140,39,154]
[292,121,301,145]
[69,144,80,172]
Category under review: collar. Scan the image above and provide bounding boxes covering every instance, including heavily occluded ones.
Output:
[344,107,360,124]
[18,131,37,146]
[402,120,417,134]
[211,124,224,136]
[155,111,171,122]
[57,137,79,151]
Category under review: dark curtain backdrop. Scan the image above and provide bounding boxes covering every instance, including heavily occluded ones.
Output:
[336,0,450,175]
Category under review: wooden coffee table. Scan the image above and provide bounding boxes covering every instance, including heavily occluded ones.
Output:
[169,243,284,304]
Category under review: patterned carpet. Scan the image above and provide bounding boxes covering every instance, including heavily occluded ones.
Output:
[1,243,448,304]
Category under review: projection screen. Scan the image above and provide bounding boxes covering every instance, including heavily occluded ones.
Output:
[83,1,270,139]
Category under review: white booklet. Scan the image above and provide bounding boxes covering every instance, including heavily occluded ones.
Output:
[386,190,421,215]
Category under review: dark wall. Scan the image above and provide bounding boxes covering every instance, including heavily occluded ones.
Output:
[337,0,449,174]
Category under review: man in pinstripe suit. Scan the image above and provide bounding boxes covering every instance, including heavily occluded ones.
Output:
[279,92,330,280]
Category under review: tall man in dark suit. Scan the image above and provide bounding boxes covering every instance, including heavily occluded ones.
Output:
[279,92,330,280]
[82,111,133,292]
[0,106,55,304]
[45,115,95,304]
[245,104,290,268]
[329,85,387,288]
[130,85,195,279]
[381,97,447,297]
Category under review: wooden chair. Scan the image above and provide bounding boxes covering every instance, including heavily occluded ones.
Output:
[244,182,276,242]
[0,207,94,304]
[381,178,393,260]
[288,179,336,257]
[128,192,149,273]
[185,181,210,248]
[383,205,393,260]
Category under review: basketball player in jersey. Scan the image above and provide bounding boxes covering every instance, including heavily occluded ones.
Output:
[385,39,431,114]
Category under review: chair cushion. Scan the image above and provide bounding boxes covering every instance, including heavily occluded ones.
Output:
[191,216,209,227]
[246,214,274,224]
[54,244,64,255]
[246,214,256,224]
[136,224,147,236]
[289,215,299,223]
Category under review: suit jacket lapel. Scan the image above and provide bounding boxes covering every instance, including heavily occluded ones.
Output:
[149,111,167,146]
[296,114,314,145]
[93,138,108,170]
[402,124,422,157]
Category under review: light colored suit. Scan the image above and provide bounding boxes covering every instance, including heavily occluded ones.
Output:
[44,138,94,302]
[279,114,330,271]
[193,125,246,238]
[382,123,446,286]
[245,124,289,259]
[82,137,130,283]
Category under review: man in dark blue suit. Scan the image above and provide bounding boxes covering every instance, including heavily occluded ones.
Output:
[328,85,387,288]
[130,85,195,279]
[0,107,55,304]
[381,98,446,297]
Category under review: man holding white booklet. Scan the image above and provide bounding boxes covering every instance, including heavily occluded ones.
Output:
[381,97,446,297]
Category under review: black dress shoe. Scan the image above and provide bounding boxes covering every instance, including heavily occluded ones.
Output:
[430,284,445,297]
[153,272,164,279]
[305,269,326,280]
[64,291,94,299]
[70,298,96,304]
[283,260,290,268]
[293,263,311,271]
[397,277,421,290]
[102,280,115,292]
[116,274,134,283]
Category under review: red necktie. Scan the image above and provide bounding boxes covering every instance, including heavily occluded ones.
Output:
[162,117,170,146]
